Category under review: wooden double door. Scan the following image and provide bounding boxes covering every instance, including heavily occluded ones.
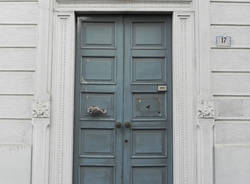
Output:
[74,15,172,184]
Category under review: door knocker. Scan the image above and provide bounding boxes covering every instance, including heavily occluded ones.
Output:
[87,106,107,116]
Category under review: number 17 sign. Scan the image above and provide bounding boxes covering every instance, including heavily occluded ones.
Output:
[216,36,231,47]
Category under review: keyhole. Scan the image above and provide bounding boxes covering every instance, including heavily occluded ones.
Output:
[124,139,128,143]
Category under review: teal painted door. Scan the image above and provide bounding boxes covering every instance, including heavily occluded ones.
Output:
[74,15,172,184]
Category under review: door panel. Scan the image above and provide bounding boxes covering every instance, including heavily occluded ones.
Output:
[74,15,172,184]
[123,16,172,184]
[74,16,123,184]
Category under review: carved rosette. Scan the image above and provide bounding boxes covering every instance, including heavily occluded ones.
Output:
[198,100,215,119]
[32,100,50,118]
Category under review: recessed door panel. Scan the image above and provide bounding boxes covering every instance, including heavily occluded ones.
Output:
[132,57,166,83]
[81,57,115,82]
[132,167,166,184]
[79,129,115,156]
[132,130,166,156]
[81,22,115,48]
[80,166,115,184]
[132,93,166,119]
[80,92,115,120]
[132,22,165,48]
[74,15,172,184]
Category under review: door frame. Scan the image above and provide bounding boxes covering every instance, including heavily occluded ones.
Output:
[49,10,196,184]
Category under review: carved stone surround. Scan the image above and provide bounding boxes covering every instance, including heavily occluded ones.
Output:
[46,10,197,184]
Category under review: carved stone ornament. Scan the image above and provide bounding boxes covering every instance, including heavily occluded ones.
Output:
[32,100,50,118]
[198,100,215,119]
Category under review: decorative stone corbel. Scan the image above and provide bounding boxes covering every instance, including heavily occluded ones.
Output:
[32,99,50,118]
[198,100,215,119]
[31,98,50,184]
[197,100,215,184]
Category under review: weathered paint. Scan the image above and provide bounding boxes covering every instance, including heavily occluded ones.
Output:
[74,15,172,184]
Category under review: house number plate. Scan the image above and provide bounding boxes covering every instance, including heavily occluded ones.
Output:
[216,36,231,47]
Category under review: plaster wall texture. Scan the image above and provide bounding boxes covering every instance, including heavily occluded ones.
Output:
[211,1,250,184]
[0,1,38,184]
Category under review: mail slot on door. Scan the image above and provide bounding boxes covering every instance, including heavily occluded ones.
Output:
[158,85,168,92]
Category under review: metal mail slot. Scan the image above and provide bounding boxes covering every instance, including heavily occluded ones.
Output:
[158,85,168,92]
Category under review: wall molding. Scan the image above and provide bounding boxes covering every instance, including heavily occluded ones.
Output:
[31,0,54,184]
[56,0,192,3]
[195,0,215,184]
[49,11,75,184]
[173,12,196,184]
[54,0,194,12]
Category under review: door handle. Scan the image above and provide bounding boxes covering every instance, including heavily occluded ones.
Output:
[125,121,132,128]
[115,122,122,128]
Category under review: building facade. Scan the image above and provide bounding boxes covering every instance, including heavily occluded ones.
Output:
[0,0,249,184]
